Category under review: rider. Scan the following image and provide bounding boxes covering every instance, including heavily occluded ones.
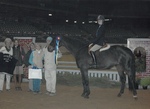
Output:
[89,15,109,66]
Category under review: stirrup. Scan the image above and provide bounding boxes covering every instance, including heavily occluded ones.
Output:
[90,64,98,68]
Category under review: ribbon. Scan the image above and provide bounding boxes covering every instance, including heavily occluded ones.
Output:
[55,36,61,64]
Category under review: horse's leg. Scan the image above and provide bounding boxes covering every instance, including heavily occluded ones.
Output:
[127,72,138,99]
[80,68,90,99]
[124,60,138,99]
[116,65,126,97]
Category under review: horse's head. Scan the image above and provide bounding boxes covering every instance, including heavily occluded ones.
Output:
[49,36,61,47]
[49,35,89,56]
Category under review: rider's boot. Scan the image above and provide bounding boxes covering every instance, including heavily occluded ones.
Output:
[90,51,97,68]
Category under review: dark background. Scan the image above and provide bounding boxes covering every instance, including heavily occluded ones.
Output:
[0,0,150,43]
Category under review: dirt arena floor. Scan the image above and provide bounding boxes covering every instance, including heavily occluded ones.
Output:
[0,83,150,109]
[1,53,150,109]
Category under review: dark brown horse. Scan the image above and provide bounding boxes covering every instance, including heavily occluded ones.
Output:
[53,36,137,99]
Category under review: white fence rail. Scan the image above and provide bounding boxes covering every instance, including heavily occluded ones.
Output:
[57,69,120,82]
[57,61,125,82]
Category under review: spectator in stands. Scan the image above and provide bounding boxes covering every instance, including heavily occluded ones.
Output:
[89,15,109,66]
[29,43,44,94]
[0,38,13,92]
[13,39,25,91]
[43,37,57,96]
[24,42,35,92]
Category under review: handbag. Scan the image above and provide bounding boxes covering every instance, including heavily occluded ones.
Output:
[28,68,42,79]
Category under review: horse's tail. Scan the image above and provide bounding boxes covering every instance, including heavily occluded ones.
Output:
[128,56,136,91]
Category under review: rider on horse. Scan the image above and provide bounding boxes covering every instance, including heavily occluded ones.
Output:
[89,15,110,66]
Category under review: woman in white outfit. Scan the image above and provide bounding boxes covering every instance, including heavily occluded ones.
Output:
[43,37,56,96]
[0,38,13,92]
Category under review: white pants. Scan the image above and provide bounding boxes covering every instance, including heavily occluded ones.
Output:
[44,69,56,93]
[89,44,101,51]
[0,73,11,91]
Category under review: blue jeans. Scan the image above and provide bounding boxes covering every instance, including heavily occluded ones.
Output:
[33,79,41,92]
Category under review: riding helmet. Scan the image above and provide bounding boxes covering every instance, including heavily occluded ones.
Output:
[97,15,105,21]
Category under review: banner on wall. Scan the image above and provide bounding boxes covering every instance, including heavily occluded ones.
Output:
[127,38,150,78]
[13,37,36,53]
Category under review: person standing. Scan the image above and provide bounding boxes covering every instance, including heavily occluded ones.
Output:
[24,42,35,92]
[43,37,57,96]
[0,38,13,92]
[13,39,25,91]
[29,43,44,94]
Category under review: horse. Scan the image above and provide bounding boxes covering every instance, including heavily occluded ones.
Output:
[53,35,137,99]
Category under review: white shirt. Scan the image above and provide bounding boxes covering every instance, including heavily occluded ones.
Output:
[0,46,13,55]
[43,47,56,70]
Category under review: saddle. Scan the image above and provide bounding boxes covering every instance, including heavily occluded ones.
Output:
[88,43,110,53]
[88,43,110,68]
[99,44,110,52]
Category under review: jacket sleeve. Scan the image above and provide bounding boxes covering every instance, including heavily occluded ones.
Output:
[20,47,26,64]
[90,24,105,44]
[29,51,34,65]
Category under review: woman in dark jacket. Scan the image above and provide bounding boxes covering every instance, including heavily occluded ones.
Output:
[13,39,25,91]
[89,15,106,51]
[89,15,110,66]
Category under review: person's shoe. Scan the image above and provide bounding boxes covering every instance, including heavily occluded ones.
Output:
[18,87,22,91]
[37,91,42,94]
[49,92,56,96]
[33,91,38,95]
[15,87,19,91]
[28,89,32,92]
[6,89,10,91]
[45,91,50,95]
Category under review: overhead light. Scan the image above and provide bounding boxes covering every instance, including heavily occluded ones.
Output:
[66,20,69,22]
[82,22,85,24]
[74,21,77,23]
[94,21,97,23]
[105,19,112,21]
[89,21,93,23]
[48,14,52,16]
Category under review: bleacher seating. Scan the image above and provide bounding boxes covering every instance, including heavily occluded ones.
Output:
[0,19,150,43]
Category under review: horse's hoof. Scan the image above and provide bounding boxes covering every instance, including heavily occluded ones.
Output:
[117,93,122,97]
[133,95,138,100]
[84,96,89,99]
[81,94,84,97]
[81,94,89,99]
